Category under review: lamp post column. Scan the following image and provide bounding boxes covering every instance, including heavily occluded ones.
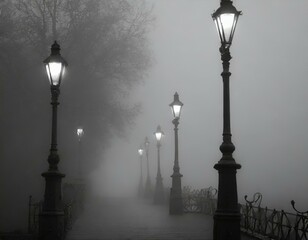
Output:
[144,137,152,198]
[39,85,65,240]
[211,0,242,237]
[77,128,84,179]
[169,117,183,214]
[138,148,144,197]
[154,140,164,204]
[213,46,241,240]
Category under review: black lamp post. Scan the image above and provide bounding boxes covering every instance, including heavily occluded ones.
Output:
[212,1,242,239]
[169,92,183,215]
[77,127,84,179]
[39,41,68,240]
[144,137,152,198]
[153,125,165,204]
[137,146,144,197]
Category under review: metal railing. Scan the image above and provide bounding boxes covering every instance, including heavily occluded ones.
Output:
[182,186,217,214]
[182,188,308,240]
[28,181,86,238]
[27,196,75,239]
[240,193,308,240]
[28,196,42,235]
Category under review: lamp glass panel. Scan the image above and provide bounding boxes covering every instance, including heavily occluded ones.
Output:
[45,65,51,84]
[220,13,235,42]
[155,132,162,141]
[138,149,143,156]
[214,18,223,42]
[172,105,182,118]
[77,128,84,137]
[47,62,62,85]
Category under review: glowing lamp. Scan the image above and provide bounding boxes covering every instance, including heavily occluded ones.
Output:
[154,125,164,142]
[44,41,68,86]
[169,92,183,119]
[138,147,144,156]
[77,128,84,141]
[212,0,241,48]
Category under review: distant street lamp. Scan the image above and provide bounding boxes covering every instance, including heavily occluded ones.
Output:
[169,92,183,214]
[77,127,84,179]
[144,137,152,198]
[137,146,144,197]
[153,125,165,204]
[212,1,242,239]
[39,41,68,240]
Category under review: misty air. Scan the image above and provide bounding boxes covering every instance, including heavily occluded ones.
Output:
[0,1,308,240]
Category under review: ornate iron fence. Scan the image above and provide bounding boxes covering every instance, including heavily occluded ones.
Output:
[28,196,42,235]
[182,186,217,214]
[182,188,308,240]
[28,180,86,238]
[291,200,308,240]
[240,193,308,240]
[28,197,77,239]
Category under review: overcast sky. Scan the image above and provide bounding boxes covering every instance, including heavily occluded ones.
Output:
[90,0,308,211]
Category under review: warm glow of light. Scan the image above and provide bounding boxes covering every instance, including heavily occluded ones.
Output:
[155,132,162,141]
[77,128,84,137]
[138,148,144,156]
[172,105,182,118]
[46,62,62,85]
[220,13,235,42]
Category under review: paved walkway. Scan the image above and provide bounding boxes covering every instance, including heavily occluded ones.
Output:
[66,197,253,240]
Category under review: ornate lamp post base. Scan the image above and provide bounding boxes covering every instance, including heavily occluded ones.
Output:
[213,162,241,240]
[39,212,65,240]
[39,171,65,240]
[169,172,183,215]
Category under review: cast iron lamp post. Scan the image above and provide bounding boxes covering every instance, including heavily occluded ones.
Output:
[169,92,183,214]
[39,41,68,240]
[153,125,165,204]
[77,127,84,179]
[212,1,242,239]
[144,137,152,198]
[76,127,86,212]
[137,146,144,197]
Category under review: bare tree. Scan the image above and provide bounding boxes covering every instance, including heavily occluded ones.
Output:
[0,0,153,231]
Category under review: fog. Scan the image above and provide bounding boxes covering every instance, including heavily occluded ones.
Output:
[92,0,308,211]
[1,0,308,233]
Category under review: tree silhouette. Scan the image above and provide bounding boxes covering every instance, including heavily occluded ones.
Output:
[0,0,153,231]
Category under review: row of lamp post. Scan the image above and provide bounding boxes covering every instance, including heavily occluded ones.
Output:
[39,0,242,238]
[137,125,165,204]
[135,0,243,238]
[136,92,184,212]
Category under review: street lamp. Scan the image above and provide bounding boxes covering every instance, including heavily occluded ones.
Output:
[169,92,183,214]
[144,137,152,198]
[212,1,242,239]
[39,41,68,240]
[137,146,144,197]
[77,127,84,141]
[77,127,84,179]
[153,125,165,204]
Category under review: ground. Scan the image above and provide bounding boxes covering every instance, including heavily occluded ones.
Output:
[66,196,255,240]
